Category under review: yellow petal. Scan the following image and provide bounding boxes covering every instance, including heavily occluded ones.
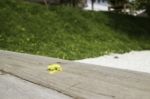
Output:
[48,64,63,74]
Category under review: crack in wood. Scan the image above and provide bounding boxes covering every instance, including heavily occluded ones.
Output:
[0,69,79,99]
[0,70,7,75]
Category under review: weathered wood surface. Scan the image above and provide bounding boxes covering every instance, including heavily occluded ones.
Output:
[0,72,72,99]
[0,50,150,99]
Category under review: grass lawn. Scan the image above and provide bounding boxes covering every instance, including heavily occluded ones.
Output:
[0,0,150,60]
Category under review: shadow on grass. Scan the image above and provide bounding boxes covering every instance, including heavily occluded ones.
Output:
[104,12,150,40]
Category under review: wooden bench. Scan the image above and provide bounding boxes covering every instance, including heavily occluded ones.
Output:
[0,50,150,99]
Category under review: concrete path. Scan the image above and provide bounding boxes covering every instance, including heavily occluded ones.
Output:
[76,51,150,73]
[1,50,150,99]
[0,72,71,99]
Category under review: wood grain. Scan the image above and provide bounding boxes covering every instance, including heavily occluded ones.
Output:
[0,50,150,99]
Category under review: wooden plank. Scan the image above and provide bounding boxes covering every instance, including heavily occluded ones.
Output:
[0,50,150,99]
[0,73,72,99]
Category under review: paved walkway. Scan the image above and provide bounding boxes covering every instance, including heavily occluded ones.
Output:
[76,51,150,73]
[0,72,71,99]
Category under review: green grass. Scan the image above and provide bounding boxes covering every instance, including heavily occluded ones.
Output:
[0,0,150,60]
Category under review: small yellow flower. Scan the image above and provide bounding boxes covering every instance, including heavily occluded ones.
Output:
[21,27,25,31]
[48,64,62,74]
